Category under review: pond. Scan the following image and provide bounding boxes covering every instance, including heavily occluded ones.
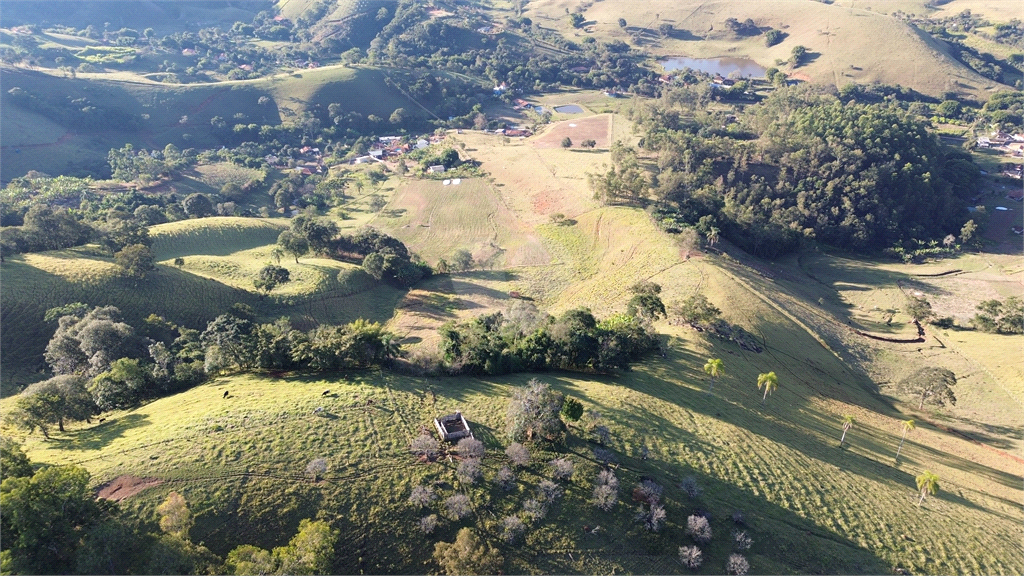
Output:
[660,56,766,78]
[553,104,585,114]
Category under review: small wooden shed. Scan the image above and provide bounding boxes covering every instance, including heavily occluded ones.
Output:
[434,411,472,442]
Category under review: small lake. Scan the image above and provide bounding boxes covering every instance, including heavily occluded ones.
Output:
[660,56,766,78]
[554,104,585,114]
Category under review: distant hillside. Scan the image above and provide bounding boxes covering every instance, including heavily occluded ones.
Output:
[526,0,1013,99]
[0,1,273,35]
[0,65,425,181]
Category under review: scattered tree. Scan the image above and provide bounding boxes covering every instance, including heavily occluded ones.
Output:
[537,479,563,502]
[156,491,193,538]
[0,437,34,480]
[548,457,574,480]
[457,458,483,485]
[444,494,473,520]
[505,443,530,468]
[905,296,933,323]
[895,367,957,410]
[895,419,916,462]
[680,476,703,499]
[432,528,503,576]
[592,469,619,511]
[757,371,779,405]
[494,466,516,491]
[686,514,712,544]
[733,530,753,550]
[506,379,565,443]
[679,545,703,570]
[277,230,309,263]
[410,433,440,459]
[618,18,627,28]
[635,479,663,504]
[916,470,939,506]
[305,457,327,482]
[254,264,290,294]
[450,249,474,272]
[839,414,855,448]
[561,137,573,148]
[636,503,667,532]
[182,193,213,218]
[114,244,156,280]
[419,514,438,534]
[581,139,597,149]
[8,375,96,437]
[522,498,548,522]
[457,437,485,459]
[790,45,807,66]
[499,515,526,544]
[369,194,387,212]
[410,485,436,508]
[764,28,783,46]
[726,553,750,575]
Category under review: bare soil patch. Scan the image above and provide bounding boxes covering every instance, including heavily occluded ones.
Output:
[533,115,611,149]
[96,475,164,502]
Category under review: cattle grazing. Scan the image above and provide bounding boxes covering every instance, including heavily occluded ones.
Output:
[223,391,230,398]
[322,390,331,396]
[98,418,107,423]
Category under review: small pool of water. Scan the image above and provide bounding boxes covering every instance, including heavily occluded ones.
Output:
[554,104,585,114]
[660,56,766,78]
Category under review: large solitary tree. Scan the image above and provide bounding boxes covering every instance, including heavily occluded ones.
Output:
[894,367,957,410]
[8,375,97,437]
[254,264,291,294]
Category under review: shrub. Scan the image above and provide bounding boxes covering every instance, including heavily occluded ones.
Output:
[409,485,435,508]
[636,503,666,532]
[548,458,574,481]
[733,530,753,550]
[419,514,438,534]
[506,379,565,443]
[494,466,516,491]
[686,514,712,544]
[444,494,472,520]
[537,479,563,503]
[499,515,526,543]
[560,397,583,421]
[592,468,620,511]
[679,545,703,570]
[505,443,530,468]
[457,458,482,485]
[457,437,485,459]
[726,553,750,575]
[634,479,663,504]
[680,476,703,499]
[410,434,439,459]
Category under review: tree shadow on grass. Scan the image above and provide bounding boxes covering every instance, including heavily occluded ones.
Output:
[51,413,149,450]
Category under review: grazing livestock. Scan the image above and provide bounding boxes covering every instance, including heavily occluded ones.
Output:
[223,391,229,398]
[322,390,331,396]
[98,418,107,423]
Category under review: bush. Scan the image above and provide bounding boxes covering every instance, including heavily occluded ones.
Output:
[560,397,583,421]
[457,458,482,485]
[726,553,749,575]
[733,530,753,550]
[679,545,703,570]
[419,514,438,534]
[505,443,530,468]
[433,528,503,576]
[444,494,472,520]
[686,514,713,544]
[499,515,526,543]
[457,437,485,459]
[409,485,435,508]
[494,466,516,491]
[506,379,565,443]
[593,447,616,465]
[548,458,574,481]
[680,476,703,499]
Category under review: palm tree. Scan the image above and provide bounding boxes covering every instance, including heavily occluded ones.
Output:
[916,470,939,506]
[757,372,778,406]
[895,419,916,463]
[703,358,724,393]
[839,415,855,448]
[705,227,720,248]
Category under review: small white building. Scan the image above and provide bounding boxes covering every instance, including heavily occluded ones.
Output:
[427,165,446,173]
[416,139,429,149]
